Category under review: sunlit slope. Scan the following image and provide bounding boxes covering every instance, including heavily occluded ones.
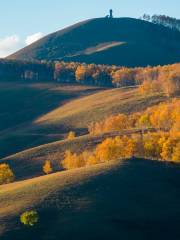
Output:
[0,159,180,240]
[0,86,166,159]
[0,82,99,132]
[35,88,165,130]
[0,82,101,158]
[8,18,180,67]
[2,129,148,180]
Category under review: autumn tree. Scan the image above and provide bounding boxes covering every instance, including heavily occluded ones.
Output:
[0,163,15,185]
[95,136,135,162]
[139,80,161,95]
[162,71,180,97]
[62,150,87,170]
[160,137,179,161]
[138,114,152,129]
[67,131,76,140]
[172,142,180,162]
[43,160,53,174]
[143,133,162,159]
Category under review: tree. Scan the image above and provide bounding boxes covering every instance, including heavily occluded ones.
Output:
[86,154,99,166]
[67,131,76,140]
[0,163,15,185]
[172,142,180,162]
[161,138,174,161]
[95,136,135,162]
[143,134,161,159]
[163,71,180,97]
[138,114,151,129]
[43,160,53,174]
[20,210,39,226]
[139,80,160,95]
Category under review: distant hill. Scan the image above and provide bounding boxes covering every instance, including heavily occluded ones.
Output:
[8,18,180,67]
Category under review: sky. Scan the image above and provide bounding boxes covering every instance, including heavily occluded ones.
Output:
[0,0,179,57]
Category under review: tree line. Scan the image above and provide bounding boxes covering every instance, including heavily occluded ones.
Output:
[1,59,179,97]
[0,59,53,81]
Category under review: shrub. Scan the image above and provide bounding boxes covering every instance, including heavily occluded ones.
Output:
[0,163,15,185]
[20,210,39,226]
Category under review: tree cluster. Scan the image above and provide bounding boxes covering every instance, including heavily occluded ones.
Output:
[0,59,54,81]
[89,100,180,135]
[62,131,180,171]
[1,60,180,95]
[141,14,180,31]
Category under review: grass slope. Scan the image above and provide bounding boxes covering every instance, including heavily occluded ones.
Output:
[35,88,165,131]
[0,159,180,240]
[1,128,159,181]
[0,85,168,176]
[0,82,101,158]
[8,18,180,67]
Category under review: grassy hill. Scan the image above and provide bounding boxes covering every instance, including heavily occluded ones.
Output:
[8,18,180,67]
[0,82,102,158]
[0,84,166,158]
[0,159,180,240]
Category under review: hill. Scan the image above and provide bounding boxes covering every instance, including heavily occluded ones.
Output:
[0,159,180,240]
[8,18,180,67]
[0,84,166,158]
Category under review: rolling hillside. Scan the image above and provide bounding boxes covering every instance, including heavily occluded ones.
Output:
[8,18,180,67]
[0,159,180,240]
[0,84,166,158]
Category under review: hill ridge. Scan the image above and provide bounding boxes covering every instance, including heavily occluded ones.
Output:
[8,17,180,67]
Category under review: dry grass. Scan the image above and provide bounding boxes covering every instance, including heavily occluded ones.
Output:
[35,87,165,129]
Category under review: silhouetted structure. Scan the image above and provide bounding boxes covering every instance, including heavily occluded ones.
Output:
[110,9,113,18]
[105,9,113,18]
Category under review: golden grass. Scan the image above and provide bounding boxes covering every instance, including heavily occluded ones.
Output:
[35,87,166,129]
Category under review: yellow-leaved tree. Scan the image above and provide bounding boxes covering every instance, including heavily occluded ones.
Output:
[67,131,76,140]
[62,150,87,170]
[172,142,180,162]
[43,160,53,174]
[0,163,15,185]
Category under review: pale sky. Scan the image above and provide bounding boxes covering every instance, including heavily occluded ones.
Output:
[0,0,179,57]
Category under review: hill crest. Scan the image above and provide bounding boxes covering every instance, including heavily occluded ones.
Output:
[8,17,180,67]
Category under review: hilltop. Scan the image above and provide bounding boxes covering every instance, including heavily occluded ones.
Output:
[8,17,180,67]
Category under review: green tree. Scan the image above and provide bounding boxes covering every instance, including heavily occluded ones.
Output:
[20,211,39,226]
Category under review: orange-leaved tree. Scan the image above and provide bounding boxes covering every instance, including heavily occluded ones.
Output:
[43,160,53,174]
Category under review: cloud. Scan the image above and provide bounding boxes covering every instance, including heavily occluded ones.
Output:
[0,32,44,58]
[25,32,43,45]
[0,35,20,58]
